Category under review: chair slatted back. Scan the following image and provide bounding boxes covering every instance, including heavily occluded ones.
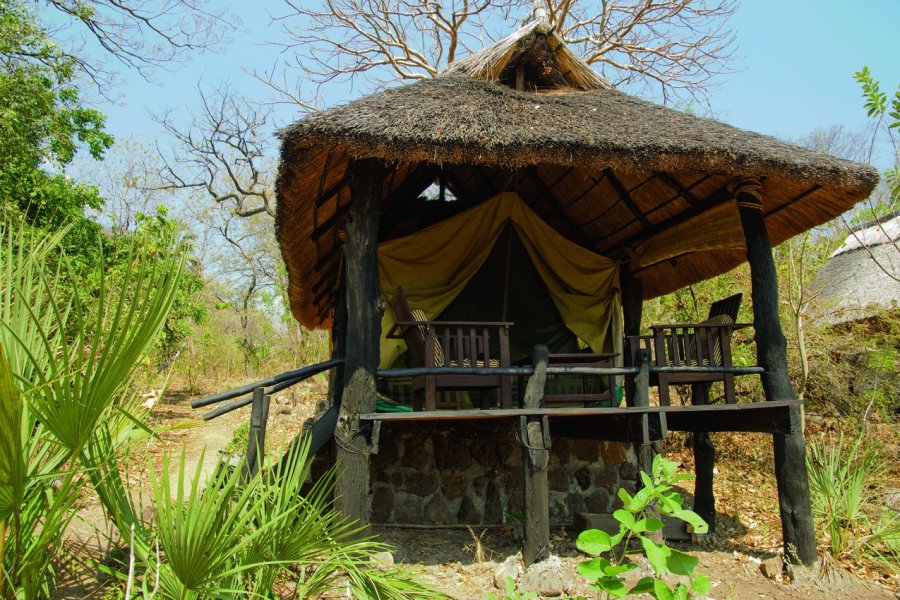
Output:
[708,293,742,321]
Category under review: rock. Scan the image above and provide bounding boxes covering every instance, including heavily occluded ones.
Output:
[885,490,900,512]
[424,496,449,524]
[275,395,291,406]
[760,555,783,579]
[441,474,468,499]
[518,556,567,597]
[493,555,523,589]
[593,465,619,488]
[586,488,611,512]
[371,551,395,569]
[404,471,439,496]
[276,406,293,416]
[599,441,627,465]
[457,495,480,522]
[371,486,393,522]
[572,440,600,462]
[574,467,591,490]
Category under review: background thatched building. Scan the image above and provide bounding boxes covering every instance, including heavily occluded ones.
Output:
[811,214,900,325]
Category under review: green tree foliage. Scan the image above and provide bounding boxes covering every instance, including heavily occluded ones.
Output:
[0,0,113,250]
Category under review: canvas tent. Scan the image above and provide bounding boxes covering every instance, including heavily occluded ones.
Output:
[378,192,620,367]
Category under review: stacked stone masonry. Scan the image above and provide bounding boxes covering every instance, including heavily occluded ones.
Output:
[370,422,637,526]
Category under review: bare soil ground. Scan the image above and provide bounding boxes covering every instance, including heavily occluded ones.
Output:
[62,380,898,599]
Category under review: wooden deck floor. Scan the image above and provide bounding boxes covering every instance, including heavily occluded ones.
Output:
[360,400,800,440]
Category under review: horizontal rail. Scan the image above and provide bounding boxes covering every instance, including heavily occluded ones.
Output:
[201,372,316,421]
[651,365,764,374]
[377,365,764,378]
[377,366,535,378]
[192,358,344,409]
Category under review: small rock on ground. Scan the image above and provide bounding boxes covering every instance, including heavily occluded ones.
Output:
[493,554,523,589]
[518,556,566,597]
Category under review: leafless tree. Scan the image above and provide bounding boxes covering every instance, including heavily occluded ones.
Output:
[155,86,276,218]
[39,0,230,89]
[268,0,737,103]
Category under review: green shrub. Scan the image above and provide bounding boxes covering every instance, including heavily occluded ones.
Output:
[575,455,710,599]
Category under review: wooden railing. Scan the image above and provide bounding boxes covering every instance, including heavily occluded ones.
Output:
[191,358,344,477]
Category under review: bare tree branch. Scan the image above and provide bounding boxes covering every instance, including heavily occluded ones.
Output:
[153,85,277,218]
[40,0,231,86]
[269,0,736,103]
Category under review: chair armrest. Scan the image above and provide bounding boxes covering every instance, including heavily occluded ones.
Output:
[650,323,737,330]
[414,320,514,327]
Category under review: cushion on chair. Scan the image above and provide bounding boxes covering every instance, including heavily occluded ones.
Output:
[690,313,734,365]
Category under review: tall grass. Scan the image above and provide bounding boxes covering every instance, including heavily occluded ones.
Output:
[806,434,890,560]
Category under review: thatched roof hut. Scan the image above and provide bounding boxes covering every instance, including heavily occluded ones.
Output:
[276,18,878,329]
[811,214,900,325]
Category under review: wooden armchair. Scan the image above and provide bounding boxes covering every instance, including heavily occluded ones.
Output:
[386,287,512,411]
[628,294,746,405]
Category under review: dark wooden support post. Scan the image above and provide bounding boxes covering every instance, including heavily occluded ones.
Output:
[733,177,817,565]
[334,158,386,535]
[243,386,270,480]
[620,258,643,407]
[328,265,348,409]
[691,383,716,532]
[522,344,550,566]
[633,349,653,478]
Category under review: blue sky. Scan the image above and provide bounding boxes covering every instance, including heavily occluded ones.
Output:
[90,0,900,168]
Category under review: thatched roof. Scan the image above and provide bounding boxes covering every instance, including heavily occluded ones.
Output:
[811,215,900,325]
[276,21,879,329]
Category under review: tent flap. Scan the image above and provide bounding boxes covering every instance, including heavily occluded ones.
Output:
[378,192,620,367]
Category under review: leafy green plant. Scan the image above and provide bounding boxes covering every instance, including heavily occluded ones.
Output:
[575,455,710,599]
[0,220,183,598]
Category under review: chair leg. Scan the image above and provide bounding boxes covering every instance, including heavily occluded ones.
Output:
[723,374,736,404]
[425,376,436,411]
[500,376,512,409]
[658,374,671,406]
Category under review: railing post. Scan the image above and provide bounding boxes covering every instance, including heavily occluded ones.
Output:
[633,349,663,542]
[243,386,270,480]
[522,344,550,566]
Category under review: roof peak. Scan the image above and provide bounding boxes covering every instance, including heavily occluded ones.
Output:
[441,19,611,92]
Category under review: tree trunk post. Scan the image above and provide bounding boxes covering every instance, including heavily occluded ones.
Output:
[733,177,817,565]
[620,258,643,407]
[328,265,348,409]
[691,383,716,533]
[334,158,385,536]
[522,344,550,566]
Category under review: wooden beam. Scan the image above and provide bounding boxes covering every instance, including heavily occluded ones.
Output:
[654,172,703,206]
[764,185,821,218]
[735,178,816,566]
[334,158,385,536]
[605,169,651,229]
[522,345,550,566]
[378,163,441,239]
[312,200,352,241]
[597,185,732,252]
[525,168,595,248]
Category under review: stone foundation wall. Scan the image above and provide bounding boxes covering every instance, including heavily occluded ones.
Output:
[370,421,637,526]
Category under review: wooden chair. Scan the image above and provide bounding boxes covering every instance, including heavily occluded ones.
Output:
[386,287,512,411]
[628,294,746,405]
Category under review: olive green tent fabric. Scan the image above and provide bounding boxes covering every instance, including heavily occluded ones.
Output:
[378,192,620,367]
